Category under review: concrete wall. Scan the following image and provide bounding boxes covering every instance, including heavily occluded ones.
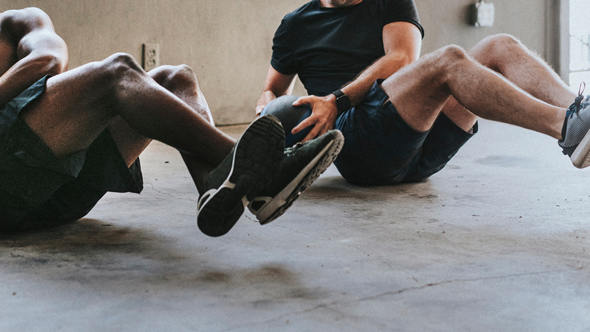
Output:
[1,0,553,125]
[419,0,548,54]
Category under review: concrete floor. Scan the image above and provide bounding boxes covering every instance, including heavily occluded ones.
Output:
[1,119,589,332]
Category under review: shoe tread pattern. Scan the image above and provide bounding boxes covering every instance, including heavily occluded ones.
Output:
[259,131,344,225]
[198,116,284,236]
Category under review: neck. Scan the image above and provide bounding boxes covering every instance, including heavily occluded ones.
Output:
[320,0,363,8]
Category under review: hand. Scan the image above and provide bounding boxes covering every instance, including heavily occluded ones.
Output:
[255,104,266,116]
[291,94,338,142]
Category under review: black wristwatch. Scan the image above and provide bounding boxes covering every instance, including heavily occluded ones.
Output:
[332,89,351,115]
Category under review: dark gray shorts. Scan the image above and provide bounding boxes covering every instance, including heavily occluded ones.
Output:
[334,80,478,185]
[0,76,143,231]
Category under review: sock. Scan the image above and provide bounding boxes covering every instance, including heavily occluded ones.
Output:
[560,113,569,142]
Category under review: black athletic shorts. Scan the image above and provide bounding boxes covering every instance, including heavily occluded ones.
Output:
[0,76,143,231]
[334,80,478,185]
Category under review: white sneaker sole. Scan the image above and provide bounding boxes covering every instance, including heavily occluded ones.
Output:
[196,116,284,237]
[571,128,590,168]
[249,131,344,225]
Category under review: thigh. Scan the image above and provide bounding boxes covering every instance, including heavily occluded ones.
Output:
[108,117,150,167]
[19,59,117,158]
[380,55,452,132]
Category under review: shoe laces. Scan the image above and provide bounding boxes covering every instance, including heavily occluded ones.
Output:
[568,82,587,118]
[284,142,305,157]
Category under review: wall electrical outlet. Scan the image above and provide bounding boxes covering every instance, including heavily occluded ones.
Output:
[470,0,495,28]
[142,43,160,71]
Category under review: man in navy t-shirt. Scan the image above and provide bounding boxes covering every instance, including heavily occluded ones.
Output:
[269,0,423,98]
[258,0,590,185]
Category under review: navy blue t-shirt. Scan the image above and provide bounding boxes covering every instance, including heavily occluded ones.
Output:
[271,0,424,97]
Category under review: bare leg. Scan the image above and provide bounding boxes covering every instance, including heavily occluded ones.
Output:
[20,53,235,189]
[382,45,567,139]
[148,64,230,193]
[107,117,151,167]
[440,34,575,133]
[471,34,576,108]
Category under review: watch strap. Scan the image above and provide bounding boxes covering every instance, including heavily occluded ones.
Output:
[332,89,351,115]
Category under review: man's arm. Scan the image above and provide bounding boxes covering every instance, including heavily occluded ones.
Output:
[0,7,68,108]
[292,21,423,142]
[255,66,296,115]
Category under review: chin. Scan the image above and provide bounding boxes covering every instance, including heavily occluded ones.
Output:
[329,0,361,7]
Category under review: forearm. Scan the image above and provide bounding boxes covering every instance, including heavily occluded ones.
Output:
[256,90,277,115]
[0,52,65,107]
[340,53,415,107]
[0,8,68,107]
[255,67,296,115]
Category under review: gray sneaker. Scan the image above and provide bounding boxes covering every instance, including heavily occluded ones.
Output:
[197,115,285,237]
[559,92,590,168]
[248,130,344,225]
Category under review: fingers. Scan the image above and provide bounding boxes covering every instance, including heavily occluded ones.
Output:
[293,96,313,107]
[294,115,334,143]
[301,126,321,143]
[301,120,333,143]
[291,97,315,134]
[292,116,315,135]
[291,95,336,142]
[255,104,266,116]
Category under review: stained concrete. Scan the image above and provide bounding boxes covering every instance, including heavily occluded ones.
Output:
[1,119,589,331]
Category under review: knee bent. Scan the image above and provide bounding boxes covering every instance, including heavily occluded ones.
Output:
[431,45,469,71]
[261,95,312,147]
[439,44,468,60]
[100,53,144,79]
[149,64,199,89]
[472,33,522,66]
[478,33,521,50]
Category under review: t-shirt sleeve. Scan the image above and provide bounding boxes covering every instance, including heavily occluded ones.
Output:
[271,16,297,75]
[383,0,425,38]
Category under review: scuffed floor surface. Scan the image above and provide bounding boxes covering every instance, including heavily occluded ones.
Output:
[1,120,589,332]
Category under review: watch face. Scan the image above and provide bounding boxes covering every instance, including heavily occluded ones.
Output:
[336,94,351,112]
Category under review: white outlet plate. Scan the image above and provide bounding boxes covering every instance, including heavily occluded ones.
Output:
[473,2,495,27]
[142,43,160,71]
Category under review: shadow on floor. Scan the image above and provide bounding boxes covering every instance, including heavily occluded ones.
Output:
[0,218,320,300]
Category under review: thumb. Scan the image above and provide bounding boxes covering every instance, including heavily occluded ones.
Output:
[293,96,311,107]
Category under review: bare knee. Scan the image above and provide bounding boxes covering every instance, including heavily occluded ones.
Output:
[440,44,468,60]
[429,45,470,77]
[476,33,521,52]
[98,53,145,83]
[85,53,148,115]
[470,33,522,69]
[149,64,199,91]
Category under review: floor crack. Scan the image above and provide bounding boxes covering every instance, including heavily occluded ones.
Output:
[144,182,196,202]
[358,266,585,302]
[219,266,584,331]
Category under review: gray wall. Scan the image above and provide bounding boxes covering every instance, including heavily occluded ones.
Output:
[419,0,548,53]
[1,0,553,125]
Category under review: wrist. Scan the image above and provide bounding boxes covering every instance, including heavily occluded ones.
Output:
[331,89,351,115]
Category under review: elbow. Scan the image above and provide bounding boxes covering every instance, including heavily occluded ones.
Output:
[380,52,417,78]
[390,52,417,67]
[29,52,67,76]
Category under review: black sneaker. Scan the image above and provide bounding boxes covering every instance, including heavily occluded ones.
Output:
[559,86,590,168]
[248,130,344,225]
[197,115,285,237]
